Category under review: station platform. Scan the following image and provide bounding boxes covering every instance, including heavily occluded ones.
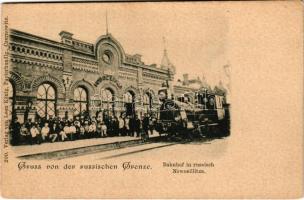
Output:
[12,132,161,160]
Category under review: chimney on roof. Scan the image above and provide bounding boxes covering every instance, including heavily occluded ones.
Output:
[134,54,142,63]
[59,31,73,45]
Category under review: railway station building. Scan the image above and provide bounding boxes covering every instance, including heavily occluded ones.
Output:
[8,29,177,123]
[7,29,226,123]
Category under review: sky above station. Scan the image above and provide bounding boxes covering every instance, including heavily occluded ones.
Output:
[5,2,230,88]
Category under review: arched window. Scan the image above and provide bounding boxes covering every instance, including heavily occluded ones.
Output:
[8,81,15,120]
[74,87,88,116]
[36,83,56,118]
[101,89,114,116]
[143,93,152,113]
[123,91,134,103]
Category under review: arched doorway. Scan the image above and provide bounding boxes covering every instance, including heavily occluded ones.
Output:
[123,91,135,117]
[101,88,115,117]
[143,92,153,114]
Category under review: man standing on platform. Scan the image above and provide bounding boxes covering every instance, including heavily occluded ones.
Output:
[143,114,150,140]
[134,115,141,138]
[112,117,119,136]
[129,116,135,137]
[125,116,130,136]
[10,117,21,146]
[118,115,125,136]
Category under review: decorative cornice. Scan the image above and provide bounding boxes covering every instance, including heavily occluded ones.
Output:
[72,63,99,73]
[10,29,95,57]
[72,56,98,66]
[11,57,63,70]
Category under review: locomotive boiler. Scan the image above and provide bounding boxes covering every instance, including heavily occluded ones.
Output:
[155,87,228,138]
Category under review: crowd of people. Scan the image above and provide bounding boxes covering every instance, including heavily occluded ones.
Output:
[9,113,157,146]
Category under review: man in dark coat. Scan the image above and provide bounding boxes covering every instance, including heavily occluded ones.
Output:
[49,122,59,142]
[103,115,110,136]
[25,118,33,132]
[134,115,141,138]
[143,114,150,140]
[112,117,119,136]
[10,118,21,145]
[129,116,135,137]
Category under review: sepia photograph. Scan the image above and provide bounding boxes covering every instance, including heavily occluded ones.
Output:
[5,3,230,161]
[1,1,303,199]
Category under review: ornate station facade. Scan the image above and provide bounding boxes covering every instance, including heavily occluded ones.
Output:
[8,29,176,123]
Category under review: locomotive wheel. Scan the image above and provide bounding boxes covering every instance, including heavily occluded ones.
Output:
[213,126,221,138]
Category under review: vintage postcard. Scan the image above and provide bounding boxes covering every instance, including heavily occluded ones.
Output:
[1,1,303,198]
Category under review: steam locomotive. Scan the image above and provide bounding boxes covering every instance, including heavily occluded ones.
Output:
[155,87,229,139]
